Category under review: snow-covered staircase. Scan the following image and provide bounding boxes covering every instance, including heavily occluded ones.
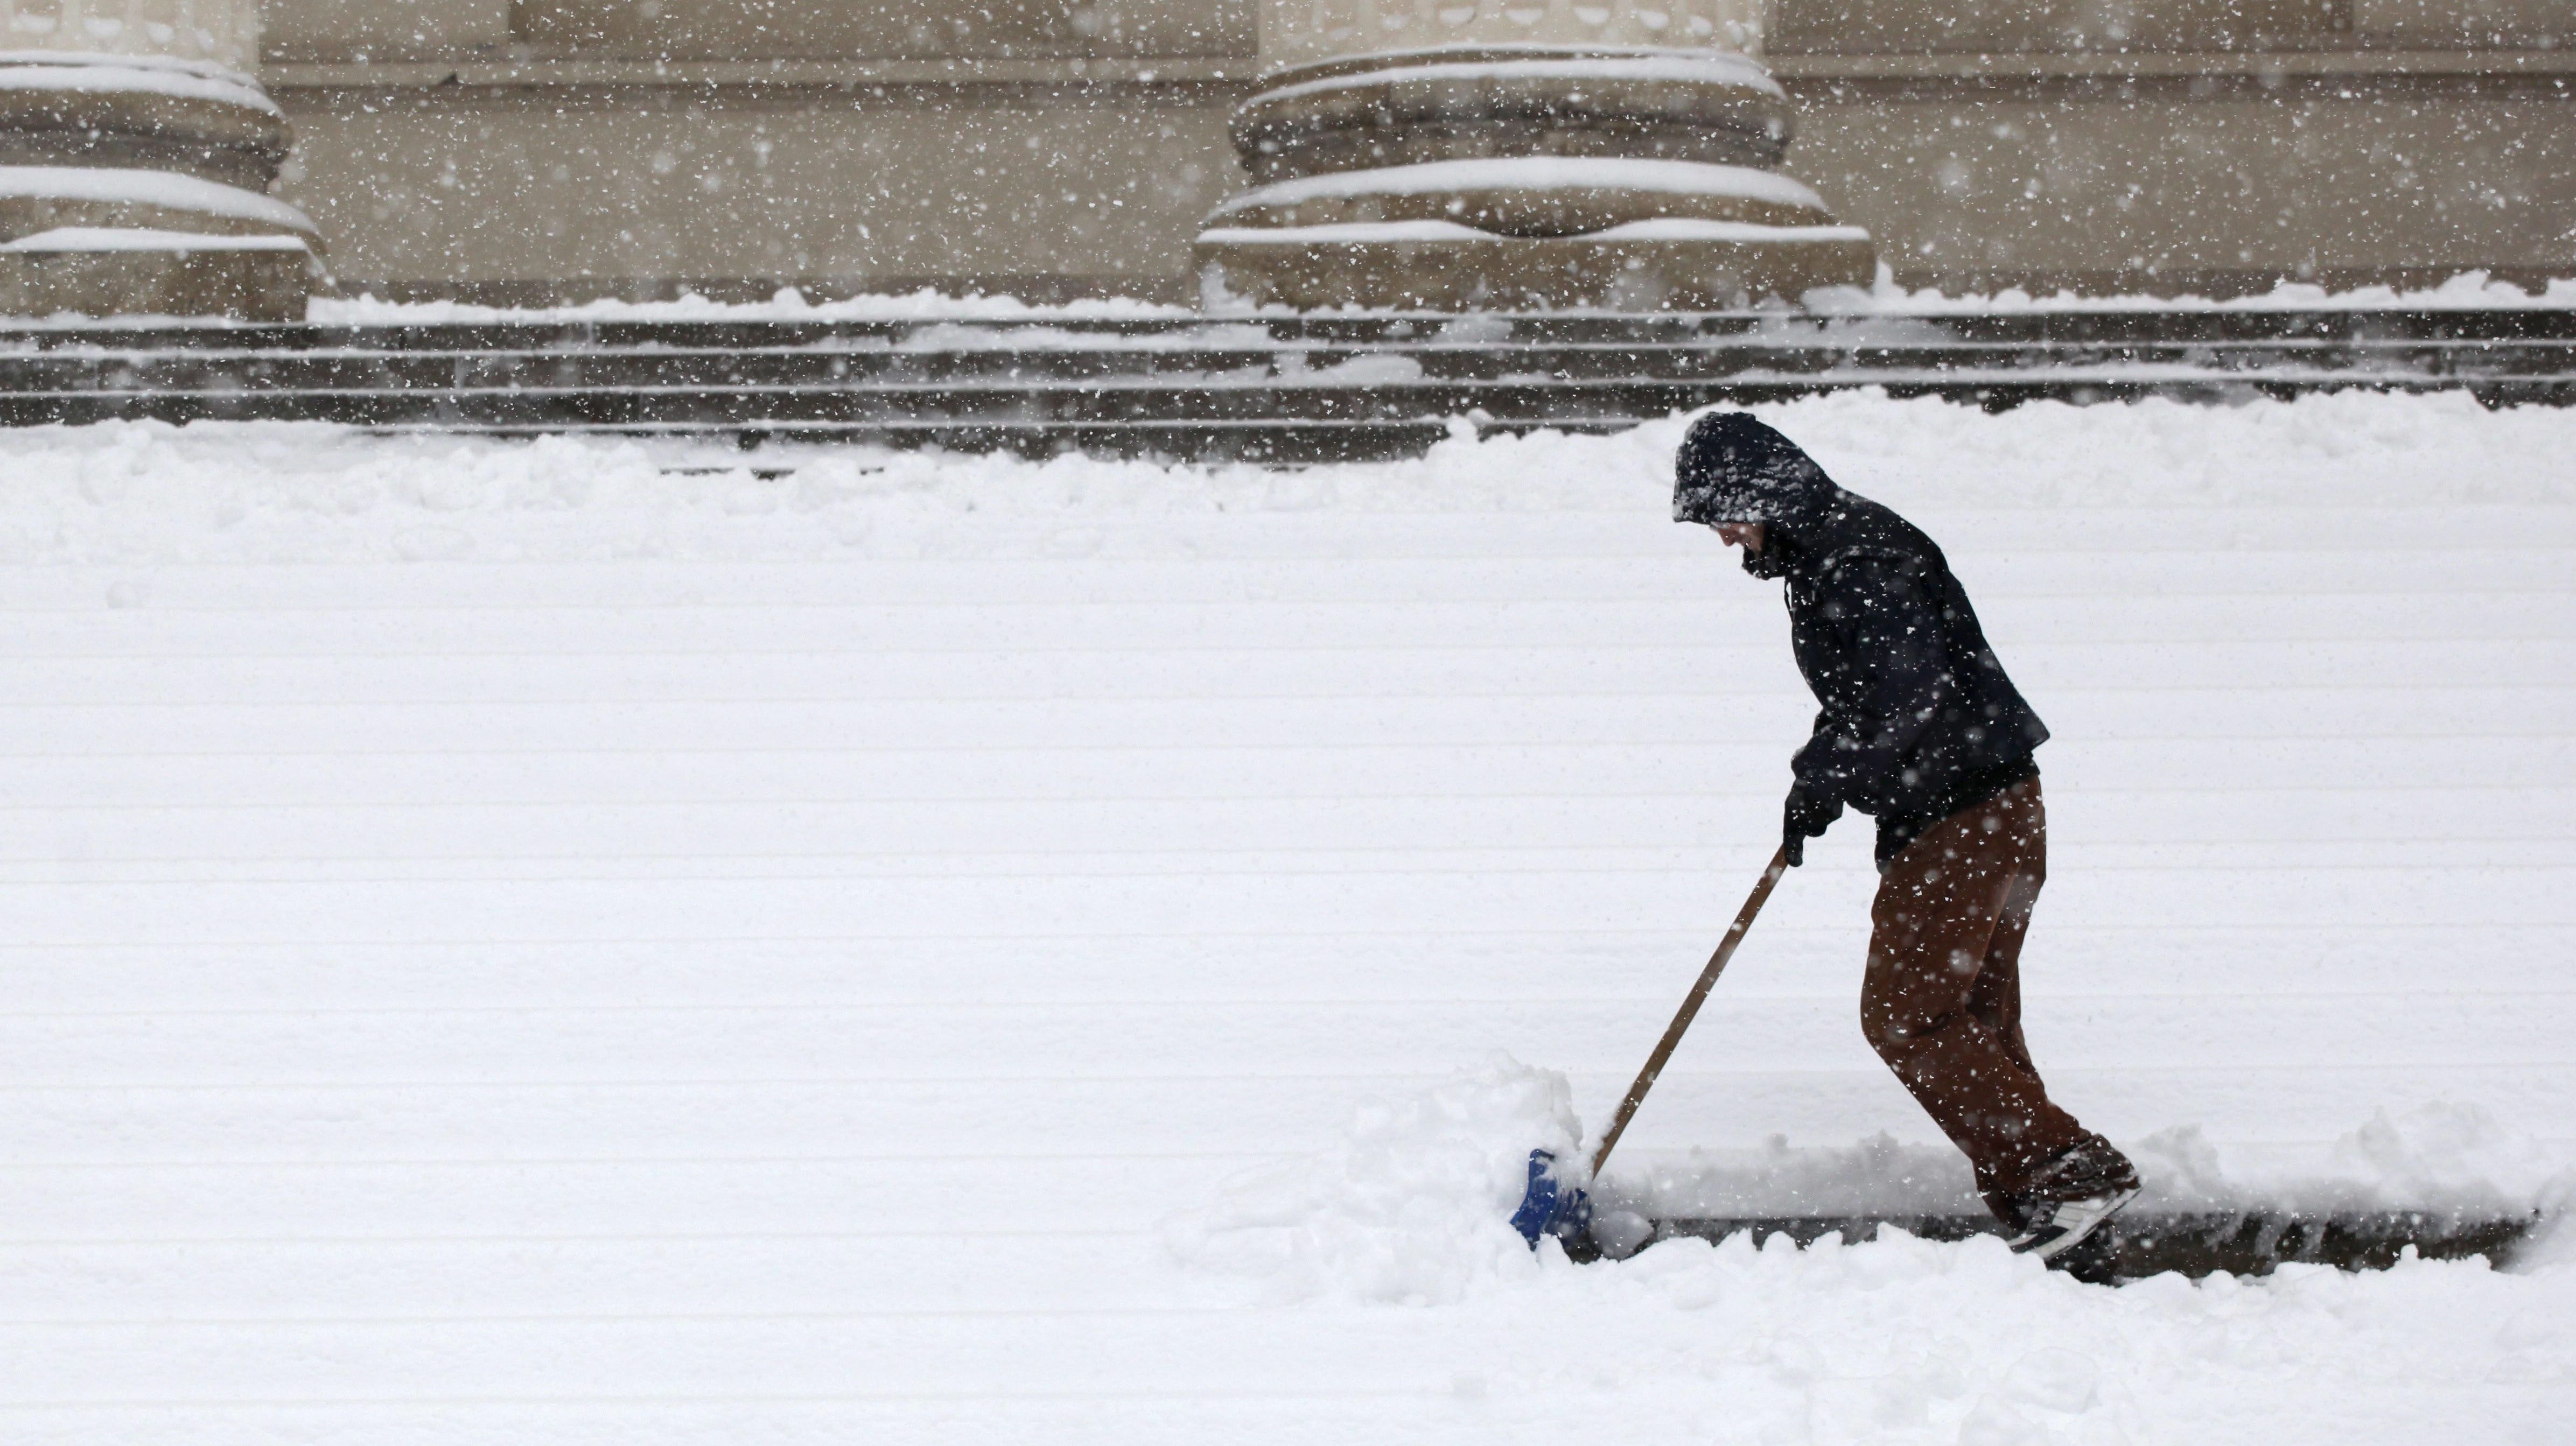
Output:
[2,306,2572,458]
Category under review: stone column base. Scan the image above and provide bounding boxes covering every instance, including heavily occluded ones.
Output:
[0,52,324,321]
[0,230,314,322]
[1201,221,1874,311]
[1195,46,1872,313]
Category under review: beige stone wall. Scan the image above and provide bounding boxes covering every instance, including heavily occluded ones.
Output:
[1773,0,2570,52]
[260,1,1251,62]
[1256,0,1768,69]
[253,0,2576,301]
[514,0,1252,60]
[1773,0,2349,54]
[258,0,507,61]
[278,81,1242,302]
[4,0,261,69]
[251,0,2575,62]
[1787,74,2576,293]
[2357,0,2567,45]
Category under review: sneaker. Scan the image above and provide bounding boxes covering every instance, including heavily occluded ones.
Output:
[2005,1137,2141,1263]
[2008,1185,2141,1262]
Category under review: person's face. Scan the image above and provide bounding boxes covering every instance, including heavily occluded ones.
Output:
[1711,522,1766,554]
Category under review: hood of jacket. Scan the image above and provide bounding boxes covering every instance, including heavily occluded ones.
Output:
[1671,411,1850,579]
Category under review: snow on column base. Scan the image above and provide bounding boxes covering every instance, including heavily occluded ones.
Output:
[1229,47,1801,186]
[0,52,289,191]
[0,54,324,321]
[1,227,316,322]
[0,167,326,321]
[1196,219,1876,313]
[1195,49,1873,313]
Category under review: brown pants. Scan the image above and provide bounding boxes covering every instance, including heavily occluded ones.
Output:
[1863,777,2091,1216]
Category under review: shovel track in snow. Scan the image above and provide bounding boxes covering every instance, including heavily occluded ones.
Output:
[1633,1208,2544,1281]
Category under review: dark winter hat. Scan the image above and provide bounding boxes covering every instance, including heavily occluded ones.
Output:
[1671,412,1832,527]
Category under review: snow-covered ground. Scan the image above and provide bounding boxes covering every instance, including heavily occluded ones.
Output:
[0,392,2569,1443]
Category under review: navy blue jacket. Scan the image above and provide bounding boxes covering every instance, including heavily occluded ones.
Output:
[1676,413,2048,864]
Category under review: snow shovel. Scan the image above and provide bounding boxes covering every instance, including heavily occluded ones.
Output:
[1512,846,1791,1248]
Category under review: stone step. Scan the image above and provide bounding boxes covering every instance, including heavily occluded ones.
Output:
[3,308,2572,460]
[12,311,2576,350]
[11,306,2576,346]
[5,377,2568,428]
[6,337,2576,390]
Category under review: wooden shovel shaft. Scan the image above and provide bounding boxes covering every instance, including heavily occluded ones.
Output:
[1586,846,1790,1180]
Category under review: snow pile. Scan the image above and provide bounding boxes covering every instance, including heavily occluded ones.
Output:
[2,227,309,253]
[2117,1106,2568,1219]
[1212,156,1832,214]
[1159,1073,2576,1443]
[1826,266,2576,314]
[6,388,2562,568]
[275,269,2576,326]
[1164,1056,1581,1303]
[1201,217,1873,245]
[1613,1105,2572,1224]
[1163,1064,2566,1324]
[2317,1104,2570,1217]
[1253,52,1789,107]
[0,164,314,231]
[1605,1132,1989,1218]
[1495,1228,2576,1444]
[309,285,1193,327]
[0,51,277,113]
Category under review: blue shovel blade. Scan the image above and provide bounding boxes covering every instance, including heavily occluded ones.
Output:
[1509,1147,1591,1248]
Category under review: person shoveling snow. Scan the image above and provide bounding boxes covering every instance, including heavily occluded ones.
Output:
[1671,411,2141,1267]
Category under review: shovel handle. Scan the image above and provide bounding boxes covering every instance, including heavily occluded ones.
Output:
[1586,846,1790,1181]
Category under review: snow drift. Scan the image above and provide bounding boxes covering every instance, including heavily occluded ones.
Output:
[1164,1056,1581,1303]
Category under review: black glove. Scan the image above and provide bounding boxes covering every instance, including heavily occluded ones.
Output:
[1782,781,1842,868]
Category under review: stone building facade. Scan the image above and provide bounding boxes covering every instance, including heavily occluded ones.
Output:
[2,1,2571,314]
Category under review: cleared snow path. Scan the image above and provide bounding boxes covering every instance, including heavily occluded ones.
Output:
[0,394,2569,1443]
